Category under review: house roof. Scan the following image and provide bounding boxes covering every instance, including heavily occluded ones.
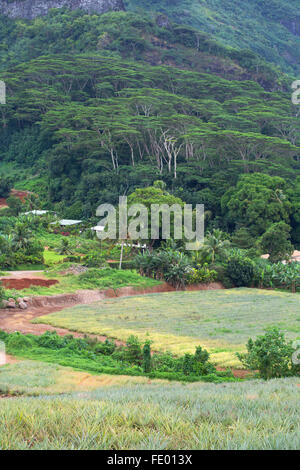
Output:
[51,219,83,226]
[23,210,49,216]
[261,250,300,263]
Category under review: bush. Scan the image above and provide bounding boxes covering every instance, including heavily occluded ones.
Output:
[226,252,254,287]
[14,253,44,266]
[135,249,191,288]
[237,328,296,380]
[210,264,234,288]
[259,222,293,263]
[94,338,116,356]
[63,256,82,263]
[35,331,66,350]
[0,253,15,269]
[143,340,152,373]
[124,335,143,366]
[252,259,300,292]
[0,177,12,198]
[56,239,74,255]
[187,264,217,285]
[83,251,107,268]
[6,332,33,350]
[1,329,235,383]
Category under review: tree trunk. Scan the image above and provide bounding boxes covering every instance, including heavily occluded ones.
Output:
[119,241,124,270]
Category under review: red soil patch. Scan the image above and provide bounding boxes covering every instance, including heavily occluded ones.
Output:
[216,367,254,379]
[1,278,58,290]
[1,282,254,378]
[103,282,224,298]
[0,189,31,208]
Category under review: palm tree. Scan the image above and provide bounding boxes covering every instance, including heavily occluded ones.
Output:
[11,222,33,251]
[203,229,231,263]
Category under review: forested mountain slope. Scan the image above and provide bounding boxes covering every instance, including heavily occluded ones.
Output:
[126,0,300,74]
[0,9,299,246]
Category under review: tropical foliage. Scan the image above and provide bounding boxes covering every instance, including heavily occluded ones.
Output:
[237,328,300,379]
[0,10,299,248]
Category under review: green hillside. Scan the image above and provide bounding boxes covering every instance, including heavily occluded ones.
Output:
[0,9,299,245]
[126,0,300,74]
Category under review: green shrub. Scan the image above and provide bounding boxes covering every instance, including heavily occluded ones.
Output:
[187,264,217,285]
[143,340,152,373]
[94,338,116,356]
[226,252,254,287]
[1,329,235,383]
[0,177,12,198]
[7,333,33,350]
[124,335,143,366]
[83,251,107,268]
[135,249,191,288]
[35,331,66,350]
[63,256,82,263]
[237,328,296,380]
[210,264,234,288]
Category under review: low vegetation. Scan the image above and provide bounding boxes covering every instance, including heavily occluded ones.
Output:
[35,289,300,367]
[0,360,168,396]
[0,330,235,384]
[237,328,300,379]
[0,378,299,449]
[3,267,161,299]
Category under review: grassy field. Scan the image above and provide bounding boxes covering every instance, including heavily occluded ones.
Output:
[35,288,300,367]
[43,250,66,266]
[0,377,299,449]
[4,267,161,297]
[0,361,168,396]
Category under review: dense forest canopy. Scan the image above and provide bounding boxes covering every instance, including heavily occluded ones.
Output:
[126,0,300,74]
[0,7,299,247]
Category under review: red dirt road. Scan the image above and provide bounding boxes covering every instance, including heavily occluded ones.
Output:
[0,282,224,346]
[0,281,250,378]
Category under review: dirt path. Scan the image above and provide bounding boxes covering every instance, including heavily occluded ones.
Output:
[0,305,126,346]
[0,281,250,378]
[0,282,224,339]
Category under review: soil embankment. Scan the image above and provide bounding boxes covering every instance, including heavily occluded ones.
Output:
[0,282,252,378]
[0,282,224,337]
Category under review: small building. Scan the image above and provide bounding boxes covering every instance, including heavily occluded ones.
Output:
[22,210,50,216]
[261,250,300,263]
[51,219,83,227]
